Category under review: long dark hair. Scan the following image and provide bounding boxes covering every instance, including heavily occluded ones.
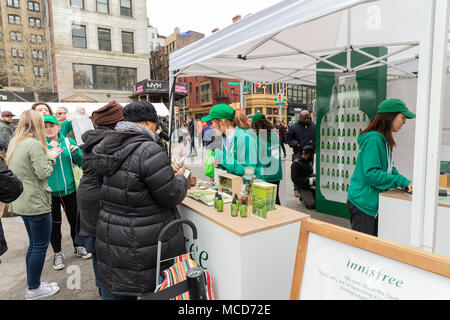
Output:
[360,112,400,151]
[252,118,274,142]
[31,102,54,115]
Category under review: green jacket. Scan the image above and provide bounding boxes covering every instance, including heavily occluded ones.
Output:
[46,133,82,197]
[7,138,56,215]
[255,131,283,183]
[214,126,258,177]
[347,131,411,217]
[60,120,73,139]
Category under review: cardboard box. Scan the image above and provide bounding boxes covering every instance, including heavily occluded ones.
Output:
[218,173,243,197]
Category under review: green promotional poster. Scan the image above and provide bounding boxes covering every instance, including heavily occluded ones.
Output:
[315,47,387,218]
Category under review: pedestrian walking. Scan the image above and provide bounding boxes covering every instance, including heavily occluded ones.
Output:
[0,110,15,148]
[347,98,414,236]
[77,100,124,294]
[44,115,90,271]
[275,119,287,158]
[286,110,316,197]
[93,101,188,300]
[54,106,76,141]
[6,110,62,300]
[252,113,283,204]
[187,117,198,157]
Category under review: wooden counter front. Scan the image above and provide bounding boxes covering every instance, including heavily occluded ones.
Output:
[181,197,309,237]
[380,189,450,209]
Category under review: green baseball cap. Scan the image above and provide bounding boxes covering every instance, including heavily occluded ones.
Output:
[252,112,265,123]
[201,104,235,122]
[43,115,59,125]
[377,98,416,119]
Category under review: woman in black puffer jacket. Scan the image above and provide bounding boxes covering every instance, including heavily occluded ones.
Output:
[77,100,124,292]
[93,101,188,299]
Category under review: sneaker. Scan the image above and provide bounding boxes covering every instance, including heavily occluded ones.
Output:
[74,246,92,259]
[53,252,65,270]
[25,282,60,300]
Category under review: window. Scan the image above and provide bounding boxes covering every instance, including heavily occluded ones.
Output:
[28,1,40,11]
[30,34,36,42]
[33,66,44,76]
[189,82,192,93]
[195,87,199,103]
[11,48,17,57]
[18,49,24,58]
[96,0,108,13]
[32,49,43,59]
[37,35,42,43]
[72,24,87,48]
[98,28,111,51]
[29,17,41,27]
[121,31,134,54]
[219,80,223,97]
[70,0,84,9]
[201,83,211,103]
[73,64,136,91]
[120,0,132,17]
[7,0,20,8]
[10,31,22,41]
[8,15,21,24]
[14,64,25,74]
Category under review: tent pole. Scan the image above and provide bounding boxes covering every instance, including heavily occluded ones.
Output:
[422,0,449,253]
[346,8,352,72]
[168,72,177,159]
[410,0,436,250]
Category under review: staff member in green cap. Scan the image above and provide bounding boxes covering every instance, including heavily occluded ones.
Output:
[44,115,91,271]
[251,113,283,204]
[201,104,257,177]
[347,98,415,236]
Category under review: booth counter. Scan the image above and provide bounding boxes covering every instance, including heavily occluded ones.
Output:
[379,189,450,258]
[178,197,309,300]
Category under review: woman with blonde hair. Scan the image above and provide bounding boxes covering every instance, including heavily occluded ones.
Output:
[7,110,62,300]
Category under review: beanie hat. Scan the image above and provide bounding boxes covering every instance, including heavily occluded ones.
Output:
[92,100,124,126]
[123,101,159,123]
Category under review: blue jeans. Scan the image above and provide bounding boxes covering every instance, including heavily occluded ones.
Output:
[21,213,52,290]
[100,285,137,300]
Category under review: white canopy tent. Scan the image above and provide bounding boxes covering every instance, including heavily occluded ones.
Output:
[168,0,450,253]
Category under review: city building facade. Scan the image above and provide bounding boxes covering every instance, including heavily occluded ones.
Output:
[148,20,165,52]
[51,0,150,103]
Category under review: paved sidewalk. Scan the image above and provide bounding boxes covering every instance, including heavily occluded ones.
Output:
[0,144,350,300]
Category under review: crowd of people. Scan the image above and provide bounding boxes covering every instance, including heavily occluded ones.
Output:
[0,97,415,300]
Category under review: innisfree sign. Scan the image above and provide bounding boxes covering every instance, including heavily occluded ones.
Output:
[291,219,450,300]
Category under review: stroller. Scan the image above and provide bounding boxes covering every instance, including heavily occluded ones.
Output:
[141,218,215,300]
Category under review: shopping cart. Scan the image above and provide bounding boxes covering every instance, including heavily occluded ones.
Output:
[140,218,211,300]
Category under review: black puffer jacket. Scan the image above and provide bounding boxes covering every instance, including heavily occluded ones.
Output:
[0,161,23,257]
[77,126,114,238]
[93,124,188,296]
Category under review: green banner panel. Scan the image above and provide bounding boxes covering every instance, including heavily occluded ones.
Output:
[315,47,387,219]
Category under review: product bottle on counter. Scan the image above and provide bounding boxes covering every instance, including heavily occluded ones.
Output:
[240,197,248,218]
[214,192,219,209]
[231,194,239,217]
[217,195,224,212]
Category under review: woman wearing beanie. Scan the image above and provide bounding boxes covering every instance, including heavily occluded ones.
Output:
[201,104,257,177]
[77,100,124,295]
[93,101,188,300]
[251,113,283,204]
[347,98,415,236]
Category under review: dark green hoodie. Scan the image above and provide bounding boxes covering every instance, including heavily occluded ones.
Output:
[347,131,411,217]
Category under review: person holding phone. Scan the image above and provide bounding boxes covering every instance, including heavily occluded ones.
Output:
[347,98,415,236]
[93,101,188,300]
[6,110,62,300]
[44,115,90,272]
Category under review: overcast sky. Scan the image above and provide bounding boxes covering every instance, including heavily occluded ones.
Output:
[146,0,281,37]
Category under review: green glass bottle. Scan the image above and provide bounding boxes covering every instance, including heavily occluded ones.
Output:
[324,115,327,122]
[321,141,325,149]
[327,142,330,150]
[342,129,345,137]
[332,142,336,150]
[332,169,335,177]
[336,170,339,177]
[347,128,351,136]
[240,198,248,218]
[322,128,325,136]
[353,129,357,137]
[337,156,340,164]
[345,171,349,179]
[357,114,360,122]
[214,192,219,209]
[332,129,336,136]
[341,156,345,164]
[332,155,335,163]
[341,114,345,122]
[335,115,339,122]
[353,143,357,151]
[217,195,224,212]
[321,167,324,175]
[337,143,340,151]
[326,155,329,163]
[352,114,355,122]
[321,154,324,162]
[231,194,239,217]
[347,142,351,150]
[347,114,350,122]
[327,168,330,176]
[347,157,350,165]
[353,157,356,165]
[327,128,330,136]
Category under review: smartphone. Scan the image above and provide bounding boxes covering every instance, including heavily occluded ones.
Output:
[184,169,191,179]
